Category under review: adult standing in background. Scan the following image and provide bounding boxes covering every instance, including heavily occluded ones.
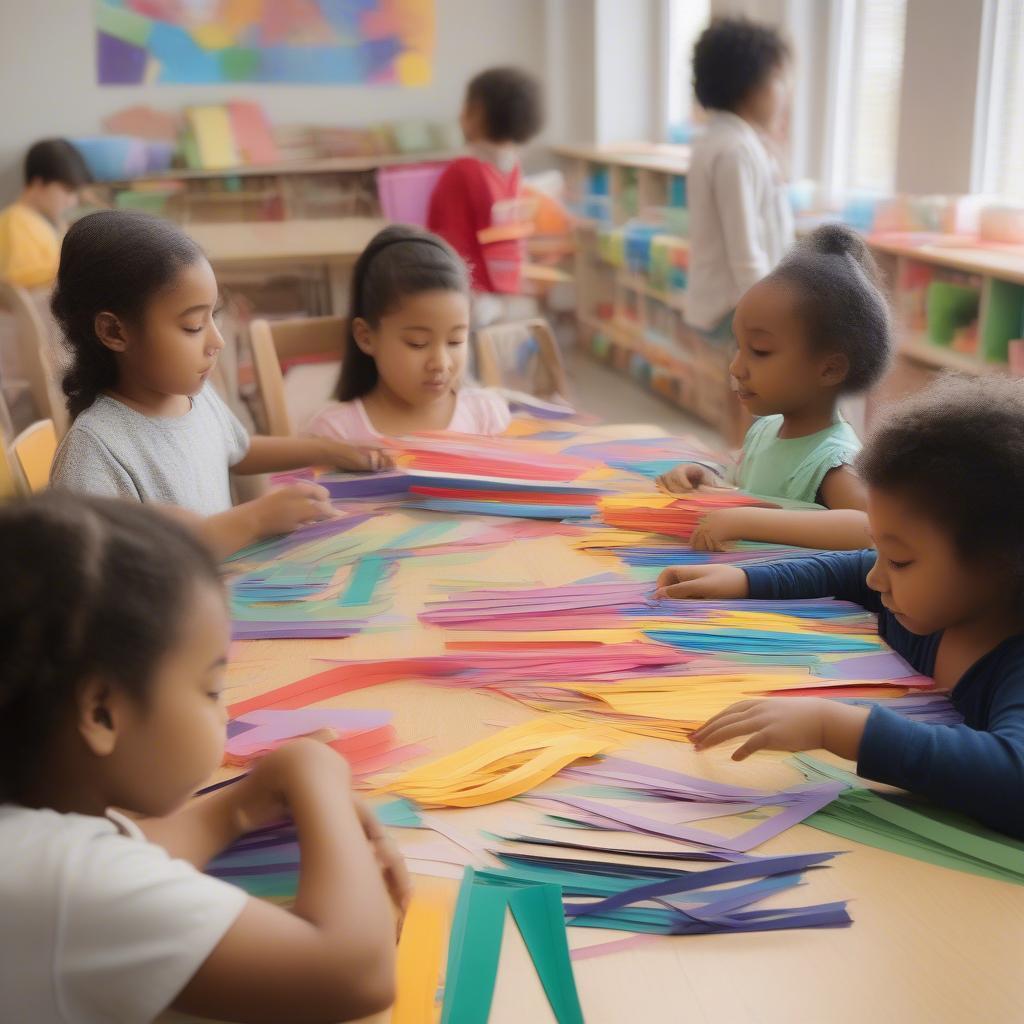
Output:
[685,17,794,337]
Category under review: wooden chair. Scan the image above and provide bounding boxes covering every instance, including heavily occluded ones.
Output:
[0,426,20,500]
[10,418,57,494]
[473,317,571,401]
[250,316,345,436]
[0,282,68,438]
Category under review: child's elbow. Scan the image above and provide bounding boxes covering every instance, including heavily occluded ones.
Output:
[326,940,397,1019]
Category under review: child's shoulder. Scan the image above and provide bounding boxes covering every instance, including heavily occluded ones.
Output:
[304,397,379,444]
[0,804,246,1021]
[455,386,511,434]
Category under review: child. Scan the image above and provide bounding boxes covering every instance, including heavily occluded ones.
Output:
[656,376,1024,839]
[0,138,91,288]
[686,17,794,336]
[428,66,543,319]
[0,492,407,1022]
[658,224,892,552]
[304,225,510,443]
[49,210,389,558]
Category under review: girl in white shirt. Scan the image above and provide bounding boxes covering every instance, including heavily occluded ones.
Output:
[686,17,795,334]
[0,493,408,1024]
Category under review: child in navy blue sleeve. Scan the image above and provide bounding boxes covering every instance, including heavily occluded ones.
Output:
[655,375,1024,838]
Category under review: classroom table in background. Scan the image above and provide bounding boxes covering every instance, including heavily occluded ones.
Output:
[186,217,387,314]
[173,421,1024,1024]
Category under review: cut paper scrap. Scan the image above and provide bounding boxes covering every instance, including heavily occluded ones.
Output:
[526,756,845,852]
[600,491,781,541]
[478,850,850,937]
[205,797,423,903]
[228,643,686,716]
[793,755,1024,885]
[564,436,727,480]
[393,889,448,1024]
[382,718,621,808]
[223,708,429,779]
[387,432,599,482]
[441,868,584,1024]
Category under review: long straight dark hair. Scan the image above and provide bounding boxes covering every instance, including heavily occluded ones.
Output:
[336,225,470,401]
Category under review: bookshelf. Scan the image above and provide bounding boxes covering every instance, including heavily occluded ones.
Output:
[552,143,748,445]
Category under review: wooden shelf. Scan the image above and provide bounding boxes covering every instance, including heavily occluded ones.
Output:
[899,335,1006,375]
[105,149,458,186]
[551,143,690,175]
[869,233,1024,286]
[618,271,687,313]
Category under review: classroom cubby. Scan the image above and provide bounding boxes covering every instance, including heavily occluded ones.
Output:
[554,143,747,445]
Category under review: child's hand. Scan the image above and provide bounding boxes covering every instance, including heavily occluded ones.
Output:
[691,698,869,761]
[690,510,742,552]
[232,738,352,834]
[654,564,749,600]
[353,796,412,930]
[656,463,718,494]
[253,483,337,536]
[322,441,395,473]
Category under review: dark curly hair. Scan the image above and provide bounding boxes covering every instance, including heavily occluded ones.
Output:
[51,210,204,419]
[25,138,91,189]
[693,16,790,113]
[0,492,221,803]
[336,224,469,401]
[767,224,893,394]
[465,66,544,144]
[858,374,1024,606]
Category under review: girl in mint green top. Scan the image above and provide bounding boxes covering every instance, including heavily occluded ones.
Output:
[658,224,893,552]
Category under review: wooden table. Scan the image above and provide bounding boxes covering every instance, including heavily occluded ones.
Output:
[214,424,1024,1024]
[186,217,387,313]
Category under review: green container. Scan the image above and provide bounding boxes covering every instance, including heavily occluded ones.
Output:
[926,281,979,346]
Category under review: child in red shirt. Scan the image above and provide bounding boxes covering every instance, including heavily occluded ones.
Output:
[428,67,543,300]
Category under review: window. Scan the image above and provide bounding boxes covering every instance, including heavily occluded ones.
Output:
[664,0,711,140]
[824,0,907,196]
[974,0,1024,198]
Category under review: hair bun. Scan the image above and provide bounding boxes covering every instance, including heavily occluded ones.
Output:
[807,223,864,258]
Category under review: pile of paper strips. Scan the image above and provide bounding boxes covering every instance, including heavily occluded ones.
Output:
[599,491,777,541]
[381,718,623,808]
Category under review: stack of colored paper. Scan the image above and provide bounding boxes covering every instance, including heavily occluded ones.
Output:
[599,491,775,540]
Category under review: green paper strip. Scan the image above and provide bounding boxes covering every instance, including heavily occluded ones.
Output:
[441,869,507,1024]
[340,556,388,606]
[508,884,585,1024]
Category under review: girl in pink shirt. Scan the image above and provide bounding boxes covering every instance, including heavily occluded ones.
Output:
[304,226,510,445]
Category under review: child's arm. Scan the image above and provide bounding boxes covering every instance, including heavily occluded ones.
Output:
[690,507,870,552]
[655,549,880,607]
[818,465,868,511]
[232,435,393,475]
[692,683,1024,839]
[159,483,338,560]
[165,742,400,1021]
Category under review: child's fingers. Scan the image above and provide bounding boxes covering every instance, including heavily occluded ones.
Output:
[692,712,766,750]
[656,579,715,600]
[692,699,761,738]
[731,731,771,761]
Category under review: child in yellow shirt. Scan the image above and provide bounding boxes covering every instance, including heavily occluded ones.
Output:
[0,139,91,289]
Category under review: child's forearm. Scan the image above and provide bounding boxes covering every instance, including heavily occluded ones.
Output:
[728,508,870,550]
[288,755,397,969]
[232,436,332,475]
[823,703,871,761]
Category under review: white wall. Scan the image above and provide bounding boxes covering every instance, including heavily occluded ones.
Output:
[0,0,545,201]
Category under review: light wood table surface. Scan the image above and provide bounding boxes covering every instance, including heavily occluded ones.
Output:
[212,423,1024,1024]
[186,217,388,312]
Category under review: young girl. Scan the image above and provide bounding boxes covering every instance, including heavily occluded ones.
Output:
[303,224,511,444]
[658,224,892,552]
[656,376,1024,839]
[49,210,390,558]
[0,492,408,1022]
